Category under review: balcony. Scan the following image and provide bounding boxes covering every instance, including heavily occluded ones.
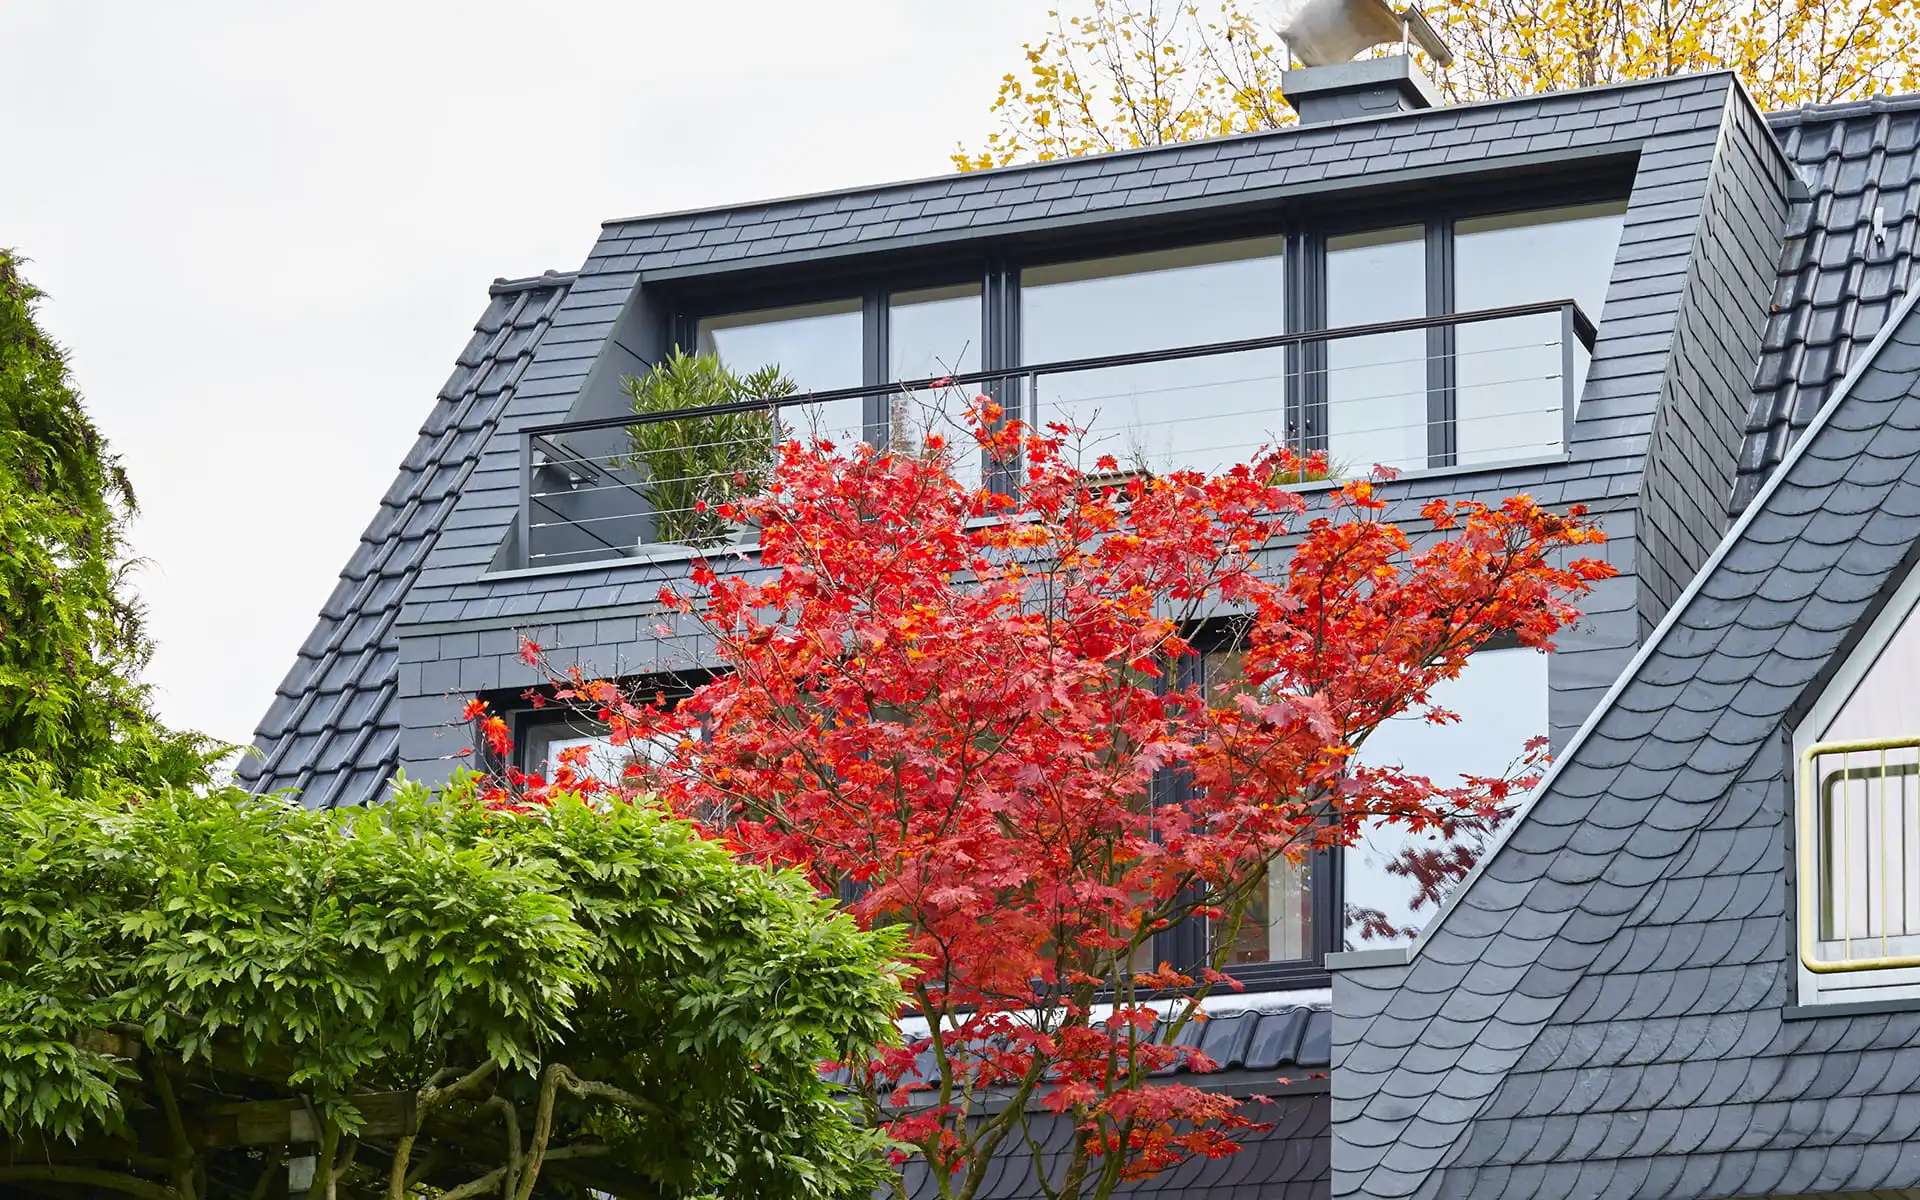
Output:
[1799,736,1920,975]
[514,300,1596,570]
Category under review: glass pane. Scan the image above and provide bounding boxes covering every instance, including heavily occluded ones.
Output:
[1210,855,1313,965]
[1023,239,1286,476]
[1812,595,1920,962]
[1326,227,1428,475]
[1454,202,1625,321]
[1454,312,1566,463]
[888,284,984,487]
[524,724,660,787]
[1824,596,1920,743]
[1453,202,1626,464]
[1199,648,1313,964]
[697,298,866,450]
[526,718,699,790]
[1810,746,1920,961]
[1343,647,1548,949]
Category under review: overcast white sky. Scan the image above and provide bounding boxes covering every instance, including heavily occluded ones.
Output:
[3,0,1051,748]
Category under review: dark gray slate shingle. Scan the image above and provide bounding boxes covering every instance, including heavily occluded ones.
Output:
[1333,289,1920,1200]
[238,272,572,807]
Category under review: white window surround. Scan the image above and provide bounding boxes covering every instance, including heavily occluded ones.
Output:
[1794,558,1920,1007]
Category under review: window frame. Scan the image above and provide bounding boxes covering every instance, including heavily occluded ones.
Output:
[1149,625,1343,990]
[1147,627,1549,985]
[1793,560,1920,1006]
[500,671,714,782]
[673,270,994,452]
[666,176,1628,479]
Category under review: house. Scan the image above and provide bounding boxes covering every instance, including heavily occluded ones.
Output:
[238,49,1920,1198]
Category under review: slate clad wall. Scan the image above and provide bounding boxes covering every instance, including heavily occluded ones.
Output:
[371,75,1760,789]
[1332,298,1920,1198]
[1633,96,1792,631]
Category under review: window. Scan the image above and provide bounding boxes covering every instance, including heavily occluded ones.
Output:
[1192,647,1317,968]
[1795,564,1920,1004]
[513,678,709,790]
[1158,642,1548,978]
[697,299,866,448]
[1022,239,1287,476]
[1452,202,1625,464]
[1326,226,1429,474]
[519,713,677,787]
[887,284,984,485]
[1343,646,1549,950]
[664,194,1625,497]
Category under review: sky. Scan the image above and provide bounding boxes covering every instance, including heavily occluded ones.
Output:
[2,0,1048,749]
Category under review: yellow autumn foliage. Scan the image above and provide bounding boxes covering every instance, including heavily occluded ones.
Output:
[957,0,1920,170]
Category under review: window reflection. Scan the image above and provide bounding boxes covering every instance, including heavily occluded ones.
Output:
[1326,226,1428,475]
[1023,239,1286,477]
[697,299,866,449]
[1198,647,1314,965]
[888,284,984,487]
[1343,647,1548,949]
[1453,203,1625,464]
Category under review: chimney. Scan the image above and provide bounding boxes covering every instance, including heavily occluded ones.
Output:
[1279,0,1453,125]
[1282,57,1441,124]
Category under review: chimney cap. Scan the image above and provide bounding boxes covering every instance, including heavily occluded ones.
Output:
[1282,0,1455,69]
[1281,56,1443,125]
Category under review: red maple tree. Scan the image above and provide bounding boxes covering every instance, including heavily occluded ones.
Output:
[479,403,1613,1200]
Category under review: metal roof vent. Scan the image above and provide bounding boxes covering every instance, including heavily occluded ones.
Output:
[1279,0,1454,125]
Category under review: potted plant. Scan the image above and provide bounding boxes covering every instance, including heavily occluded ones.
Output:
[625,350,792,550]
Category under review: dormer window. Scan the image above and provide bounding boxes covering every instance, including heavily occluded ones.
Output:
[1795,565,1920,1005]
[528,191,1631,568]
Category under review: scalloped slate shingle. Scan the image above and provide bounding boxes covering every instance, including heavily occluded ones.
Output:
[1734,95,1920,513]
[237,273,572,807]
[1333,290,1920,1199]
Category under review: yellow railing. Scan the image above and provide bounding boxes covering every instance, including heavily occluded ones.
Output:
[1798,735,1920,973]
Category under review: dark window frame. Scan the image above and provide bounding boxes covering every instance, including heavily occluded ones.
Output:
[499,671,714,781]
[1148,624,1340,991]
[664,170,1628,478]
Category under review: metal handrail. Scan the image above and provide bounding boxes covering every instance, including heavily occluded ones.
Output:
[1797,735,1920,974]
[523,298,1597,438]
[515,298,1597,567]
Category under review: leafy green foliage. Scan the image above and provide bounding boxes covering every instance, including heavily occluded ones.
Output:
[0,775,908,1200]
[627,351,790,549]
[0,251,210,792]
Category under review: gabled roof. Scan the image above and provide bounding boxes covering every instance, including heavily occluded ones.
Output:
[1334,287,1920,1199]
[1734,95,1920,512]
[238,273,572,807]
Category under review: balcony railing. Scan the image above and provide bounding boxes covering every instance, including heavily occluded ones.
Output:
[515,300,1597,569]
[1798,737,1920,974]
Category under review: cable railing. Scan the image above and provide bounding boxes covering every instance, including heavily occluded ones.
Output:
[516,299,1597,569]
[1798,736,1920,974]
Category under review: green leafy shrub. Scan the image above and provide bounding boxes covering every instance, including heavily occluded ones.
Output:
[627,351,793,549]
[0,776,907,1200]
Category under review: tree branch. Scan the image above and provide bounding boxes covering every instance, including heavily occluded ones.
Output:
[147,1062,198,1199]
[0,1165,182,1200]
[512,1063,567,1200]
[248,1147,285,1200]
